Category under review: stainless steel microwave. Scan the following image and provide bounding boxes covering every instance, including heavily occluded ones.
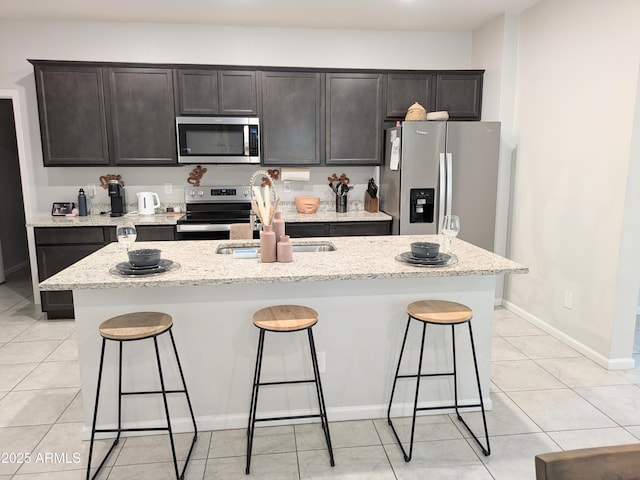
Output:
[176,116,260,164]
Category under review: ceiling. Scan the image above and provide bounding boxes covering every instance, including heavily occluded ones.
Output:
[0,0,540,31]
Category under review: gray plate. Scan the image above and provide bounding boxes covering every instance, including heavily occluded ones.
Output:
[111,259,178,276]
[396,252,456,267]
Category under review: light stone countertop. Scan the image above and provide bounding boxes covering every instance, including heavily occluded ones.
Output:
[26,210,391,228]
[39,235,527,291]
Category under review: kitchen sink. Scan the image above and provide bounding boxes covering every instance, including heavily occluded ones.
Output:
[216,242,336,254]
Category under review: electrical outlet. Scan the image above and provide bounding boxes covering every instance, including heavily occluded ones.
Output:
[283,181,291,193]
[164,183,173,194]
[86,183,96,198]
[317,351,326,373]
[564,290,573,309]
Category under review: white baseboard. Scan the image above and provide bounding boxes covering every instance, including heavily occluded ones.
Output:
[502,300,636,370]
[4,260,29,276]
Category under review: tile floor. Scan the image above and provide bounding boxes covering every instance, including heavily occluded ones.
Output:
[0,268,639,479]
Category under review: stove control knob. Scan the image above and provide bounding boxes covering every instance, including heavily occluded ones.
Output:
[188,189,196,197]
[197,190,205,197]
[242,188,249,198]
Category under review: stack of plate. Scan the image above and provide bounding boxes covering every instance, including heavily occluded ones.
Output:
[114,259,174,276]
[396,252,453,267]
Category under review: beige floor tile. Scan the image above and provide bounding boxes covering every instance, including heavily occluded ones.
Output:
[0,388,78,427]
[14,360,81,390]
[547,427,640,450]
[0,323,30,342]
[206,452,298,479]
[374,414,463,445]
[298,445,395,480]
[491,336,527,361]
[536,356,630,387]
[507,388,617,431]
[479,433,559,480]
[114,431,201,466]
[492,316,546,337]
[0,340,63,364]
[296,419,380,450]
[107,458,205,480]
[0,425,50,475]
[384,438,493,479]
[504,335,581,359]
[575,384,640,426]
[452,391,541,437]
[46,338,79,362]
[491,360,566,391]
[12,319,76,342]
[0,362,38,391]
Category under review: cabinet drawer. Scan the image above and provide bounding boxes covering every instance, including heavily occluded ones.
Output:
[330,221,391,236]
[285,223,330,238]
[135,225,176,241]
[35,227,108,245]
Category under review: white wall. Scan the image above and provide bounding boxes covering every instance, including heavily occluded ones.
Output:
[0,19,473,217]
[506,0,640,367]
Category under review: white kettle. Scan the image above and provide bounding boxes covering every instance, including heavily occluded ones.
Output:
[137,192,161,215]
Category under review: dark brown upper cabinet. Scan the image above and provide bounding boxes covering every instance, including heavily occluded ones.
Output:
[385,74,435,119]
[108,67,177,165]
[261,71,323,165]
[435,73,483,120]
[32,63,110,166]
[176,69,258,116]
[325,73,383,165]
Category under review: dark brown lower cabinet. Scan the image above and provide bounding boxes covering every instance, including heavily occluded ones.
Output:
[35,224,176,319]
[286,221,391,238]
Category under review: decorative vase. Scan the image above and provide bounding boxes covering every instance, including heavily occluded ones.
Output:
[272,211,285,242]
[259,225,276,263]
[277,235,293,263]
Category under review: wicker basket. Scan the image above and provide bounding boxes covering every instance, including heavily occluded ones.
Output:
[405,102,427,121]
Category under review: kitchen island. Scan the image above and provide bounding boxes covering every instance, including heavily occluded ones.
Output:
[40,235,526,437]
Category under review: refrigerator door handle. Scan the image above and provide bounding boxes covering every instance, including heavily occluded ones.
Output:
[446,152,453,217]
[438,153,446,233]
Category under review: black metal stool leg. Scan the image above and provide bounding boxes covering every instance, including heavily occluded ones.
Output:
[246,329,266,475]
[153,336,181,479]
[387,316,428,462]
[467,322,490,456]
[168,330,198,472]
[387,315,412,421]
[307,328,335,466]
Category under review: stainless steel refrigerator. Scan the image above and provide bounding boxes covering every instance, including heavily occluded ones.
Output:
[379,121,501,251]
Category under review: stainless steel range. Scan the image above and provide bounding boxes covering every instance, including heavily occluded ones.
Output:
[176,185,258,240]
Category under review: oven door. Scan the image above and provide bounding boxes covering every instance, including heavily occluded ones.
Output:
[176,223,260,240]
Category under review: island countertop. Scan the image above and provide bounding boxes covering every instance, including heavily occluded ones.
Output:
[39,235,527,291]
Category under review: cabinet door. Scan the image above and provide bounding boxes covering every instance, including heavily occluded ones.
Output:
[108,67,177,164]
[33,64,110,166]
[435,73,483,120]
[386,74,435,118]
[326,73,383,165]
[261,71,323,165]
[176,69,218,115]
[218,70,258,115]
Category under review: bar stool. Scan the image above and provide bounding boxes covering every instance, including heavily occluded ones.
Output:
[246,305,334,474]
[86,312,198,480]
[387,300,490,461]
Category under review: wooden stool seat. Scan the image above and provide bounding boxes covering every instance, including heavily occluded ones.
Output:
[407,300,472,324]
[99,312,173,340]
[253,305,318,332]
